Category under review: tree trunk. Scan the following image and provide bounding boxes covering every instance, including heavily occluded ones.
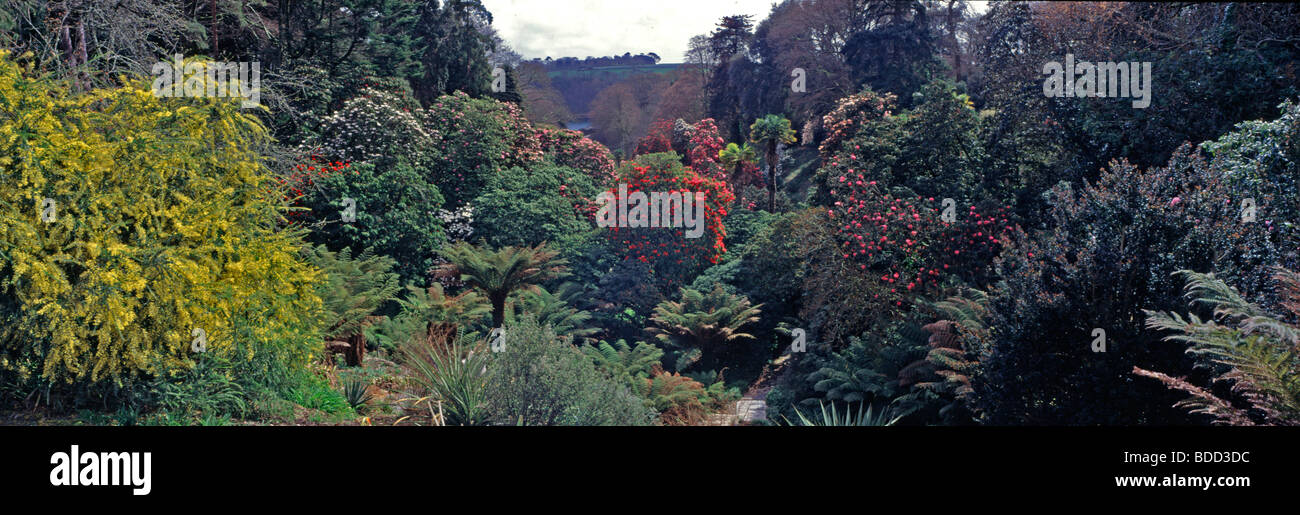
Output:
[210,0,219,54]
[345,331,365,367]
[491,294,507,329]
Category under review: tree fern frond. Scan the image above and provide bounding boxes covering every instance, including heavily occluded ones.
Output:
[1139,270,1300,425]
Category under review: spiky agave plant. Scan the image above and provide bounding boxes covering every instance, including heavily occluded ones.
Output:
[399,329,492,426]
[342,378,374,412]
[783,400,907,426]
[1137,268,1300,426]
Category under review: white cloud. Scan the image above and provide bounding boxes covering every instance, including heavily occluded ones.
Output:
[484,1,992,63]
[482,0,776,62]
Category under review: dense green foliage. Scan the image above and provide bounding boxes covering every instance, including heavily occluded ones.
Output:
[472,164,599,248]
[298,161,447,286]
[4,1,1300,429]
[977,144,1295,425]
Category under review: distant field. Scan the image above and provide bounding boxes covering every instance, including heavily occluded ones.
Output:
[546,63,681,80]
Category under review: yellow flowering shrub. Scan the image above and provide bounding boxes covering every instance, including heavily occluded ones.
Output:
[0,52,325,383]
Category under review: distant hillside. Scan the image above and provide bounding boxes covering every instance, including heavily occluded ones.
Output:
[547,63,680,80]
[548,63,682,117]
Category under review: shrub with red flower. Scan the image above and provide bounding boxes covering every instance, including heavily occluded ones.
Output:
[635,119,675,156]
[604,153,735,290]
[536,127,617,184]
[279,152,353,221]
[827,179,1011,309]
[634,117,728,183]
[686,118,727,181]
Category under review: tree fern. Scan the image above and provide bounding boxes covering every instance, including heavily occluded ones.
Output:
[647,284,762,372]
[434,241,569,328]
[582,339,663,389]
[506,282,597,339]
[310,245,401,341]
[371,283,489,351]
[897,289,989,423]
[1139,269,1300,425]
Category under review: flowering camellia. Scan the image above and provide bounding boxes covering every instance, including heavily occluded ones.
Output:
[827,181,1011,309]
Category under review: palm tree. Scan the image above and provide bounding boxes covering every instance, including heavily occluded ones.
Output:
[434,242,569,328]
[718,141,758,186]
[748,114,796,212]
[648,284,762,371]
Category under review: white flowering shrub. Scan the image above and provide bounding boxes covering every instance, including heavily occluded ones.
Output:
[311,86,438,169]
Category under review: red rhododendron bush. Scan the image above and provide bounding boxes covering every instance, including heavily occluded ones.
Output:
[279,154,354,222]
[634,118,727,181]
[685,118,726,181]
[536,127,617,184]
[603,153,734,290]
[635,119,676,156]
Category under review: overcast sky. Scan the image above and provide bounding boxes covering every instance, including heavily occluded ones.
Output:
[483,1,988,63]
[483,0,773,62]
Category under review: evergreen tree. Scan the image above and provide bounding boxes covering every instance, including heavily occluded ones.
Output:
[411,0,496,105]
